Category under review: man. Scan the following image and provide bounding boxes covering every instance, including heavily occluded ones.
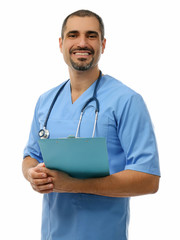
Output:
[22,9,160,240]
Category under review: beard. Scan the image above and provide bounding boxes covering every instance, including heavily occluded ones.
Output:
[69,47,95,71]
[70,57,94,71]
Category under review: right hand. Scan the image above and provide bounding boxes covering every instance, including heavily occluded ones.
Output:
[27,163,54,194]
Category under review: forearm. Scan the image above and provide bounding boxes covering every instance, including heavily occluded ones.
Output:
[73,170,160,197]
[40,166,160,197]
[22,156,39,181]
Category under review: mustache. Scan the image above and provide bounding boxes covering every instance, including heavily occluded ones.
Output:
[70,47,94,54]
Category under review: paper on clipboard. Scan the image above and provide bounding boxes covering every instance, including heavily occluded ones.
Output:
[38,137,109,179]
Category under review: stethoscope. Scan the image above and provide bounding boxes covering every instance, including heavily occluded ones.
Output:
[38,71,102,139]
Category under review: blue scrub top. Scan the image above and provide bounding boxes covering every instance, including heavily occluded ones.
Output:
[24,75,160,240]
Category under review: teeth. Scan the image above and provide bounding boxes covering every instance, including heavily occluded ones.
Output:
[74,53,89,56]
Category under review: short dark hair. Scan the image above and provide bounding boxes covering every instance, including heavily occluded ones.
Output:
[61,9,105,41]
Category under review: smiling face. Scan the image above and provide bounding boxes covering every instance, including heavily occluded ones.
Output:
[59,16,106,72]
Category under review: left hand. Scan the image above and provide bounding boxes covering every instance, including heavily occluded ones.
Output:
[39,164,77,193]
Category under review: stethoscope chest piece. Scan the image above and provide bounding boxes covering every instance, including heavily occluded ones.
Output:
[39,127,50,139]
[38,71,102,139]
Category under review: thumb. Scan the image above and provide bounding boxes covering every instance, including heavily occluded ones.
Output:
[38,162,46,167]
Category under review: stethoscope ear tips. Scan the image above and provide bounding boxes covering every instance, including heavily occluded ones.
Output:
[39,128,50,139]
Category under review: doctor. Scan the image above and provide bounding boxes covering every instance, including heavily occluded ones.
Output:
[22,9,160,240]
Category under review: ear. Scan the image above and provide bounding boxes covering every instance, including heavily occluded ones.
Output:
[101,38,106,54]
[59,37,63,53]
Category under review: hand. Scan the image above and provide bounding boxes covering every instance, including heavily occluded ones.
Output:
[27,163,54,194]
[39,167,77,193]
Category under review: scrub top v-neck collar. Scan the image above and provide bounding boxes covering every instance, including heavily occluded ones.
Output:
[67,79,99,106]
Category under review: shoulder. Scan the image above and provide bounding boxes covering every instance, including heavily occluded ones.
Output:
[100,75,143,105]
[40,82,65,100]
[38,81,69,106]
[99,75,150,123]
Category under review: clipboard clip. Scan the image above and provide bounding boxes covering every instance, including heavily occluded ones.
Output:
[67,135,76,139]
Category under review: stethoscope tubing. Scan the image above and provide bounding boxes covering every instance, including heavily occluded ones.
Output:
[39,71,102,139]
[44,80,69,128]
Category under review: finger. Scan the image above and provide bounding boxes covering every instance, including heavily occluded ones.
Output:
[38,163,45,167]
[38,167,55,177]
[32,177,53,186]
[32,183,54,193]
[41,163,46,167]
[28,168,47,179]
[36,162,46,170]
[31,184,53,194]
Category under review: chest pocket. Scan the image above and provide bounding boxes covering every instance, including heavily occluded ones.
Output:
[39,105,108,139]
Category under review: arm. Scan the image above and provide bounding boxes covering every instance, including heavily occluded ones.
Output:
[40,167,160,197]
[22,156,53,194]
[78,170,160,197]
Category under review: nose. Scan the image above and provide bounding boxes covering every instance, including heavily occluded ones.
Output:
[77,35,88,48]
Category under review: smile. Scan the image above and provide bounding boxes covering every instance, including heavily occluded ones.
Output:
[70,48,94,56]
[74,52,90,56]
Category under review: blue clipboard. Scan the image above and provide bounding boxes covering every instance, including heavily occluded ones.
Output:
[38,137,109,179]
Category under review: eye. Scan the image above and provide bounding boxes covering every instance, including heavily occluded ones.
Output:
[68,34,77,38]
[88,34,97,39]
[67,32,78,39]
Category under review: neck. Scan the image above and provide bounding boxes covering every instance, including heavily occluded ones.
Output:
[69,67,100,103]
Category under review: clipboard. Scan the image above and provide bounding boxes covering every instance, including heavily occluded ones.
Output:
[38,137,109,179]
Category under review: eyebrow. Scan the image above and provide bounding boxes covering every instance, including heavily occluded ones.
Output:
[86,31,99,36]
[66,30,99,36]
[66,30,79,35]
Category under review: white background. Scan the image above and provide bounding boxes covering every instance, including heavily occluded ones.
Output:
[0,0,179,239]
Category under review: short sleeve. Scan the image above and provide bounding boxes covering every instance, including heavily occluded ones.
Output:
[118,94,160,176]
[23,97,43,163]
